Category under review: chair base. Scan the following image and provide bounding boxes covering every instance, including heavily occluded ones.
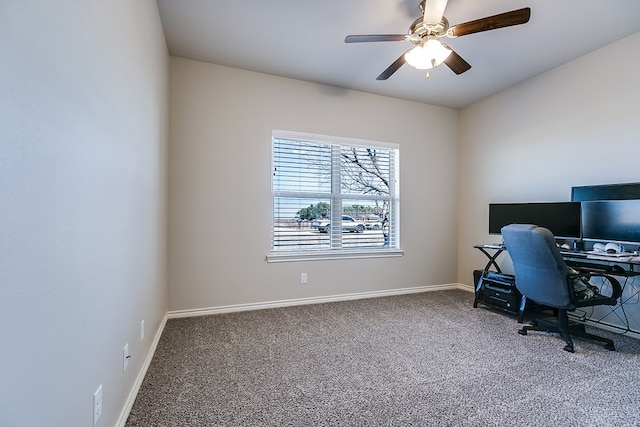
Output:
[518,313,615,353]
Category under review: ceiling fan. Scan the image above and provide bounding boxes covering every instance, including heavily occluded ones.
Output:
[345,0,531,80]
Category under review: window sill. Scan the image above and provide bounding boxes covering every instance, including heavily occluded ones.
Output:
[266,249,404,263]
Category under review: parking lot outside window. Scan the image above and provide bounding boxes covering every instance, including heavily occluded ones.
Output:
[268,131,401,262]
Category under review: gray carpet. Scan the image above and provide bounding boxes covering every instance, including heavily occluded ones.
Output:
[126,290,640,426]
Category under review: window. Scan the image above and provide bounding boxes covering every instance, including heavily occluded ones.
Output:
[268,131,401,262]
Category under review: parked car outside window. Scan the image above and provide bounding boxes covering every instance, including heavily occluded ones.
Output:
[315,215,366,233]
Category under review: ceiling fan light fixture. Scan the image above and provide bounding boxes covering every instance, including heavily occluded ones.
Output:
[404,39,452,70]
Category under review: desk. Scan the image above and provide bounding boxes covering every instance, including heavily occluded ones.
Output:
[474,244,640,335]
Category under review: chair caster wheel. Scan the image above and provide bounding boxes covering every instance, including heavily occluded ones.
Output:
[518,329,527,336]
[563,344,575,353]
[605,343,615,351]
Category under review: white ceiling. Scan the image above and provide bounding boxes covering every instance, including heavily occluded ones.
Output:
[156,0,640,109]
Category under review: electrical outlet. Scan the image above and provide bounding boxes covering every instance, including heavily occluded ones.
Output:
[300,273,308,284]
[140,320,145,341]
[93,384,103,425]
[123,343,130,372]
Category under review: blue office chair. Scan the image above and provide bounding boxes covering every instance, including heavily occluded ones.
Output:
[501,224,622,353]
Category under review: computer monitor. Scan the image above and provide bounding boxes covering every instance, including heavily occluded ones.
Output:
[489,202,582,239]
[571,182,640,201]
[581,200,640,245]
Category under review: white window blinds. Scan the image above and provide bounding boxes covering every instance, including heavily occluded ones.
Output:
[270,131,400,260]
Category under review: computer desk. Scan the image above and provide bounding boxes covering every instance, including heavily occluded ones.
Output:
[474,244,640,336]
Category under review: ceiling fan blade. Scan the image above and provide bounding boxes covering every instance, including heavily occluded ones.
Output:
[443,47,471,75]
[449,7,531,38]
[376,52,409,80]
[422,0,449,26]
[345,34,408,43]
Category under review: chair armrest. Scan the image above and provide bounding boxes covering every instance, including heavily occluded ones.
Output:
[568,271,622,306]
[590,273,623,300]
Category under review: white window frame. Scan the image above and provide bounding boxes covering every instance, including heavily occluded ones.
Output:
[267,130,403,263]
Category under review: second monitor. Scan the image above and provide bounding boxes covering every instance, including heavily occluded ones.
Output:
[489,202,582,239]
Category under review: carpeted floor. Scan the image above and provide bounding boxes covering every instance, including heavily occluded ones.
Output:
[126,290,640,426]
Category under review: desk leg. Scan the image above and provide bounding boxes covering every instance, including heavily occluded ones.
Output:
[477,247,504,274]
[473,276,483,308]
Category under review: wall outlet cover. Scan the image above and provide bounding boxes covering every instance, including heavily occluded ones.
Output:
[93,384,103,425]
[123,343,129,372]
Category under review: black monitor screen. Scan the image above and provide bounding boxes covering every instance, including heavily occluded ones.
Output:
[571,182,640,201]
[489,202,582,239]
[581,200,640,244]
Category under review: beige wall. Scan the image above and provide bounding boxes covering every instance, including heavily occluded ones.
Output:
[0,1,168,426]
[457,32,640,284]
[168,57,459,311]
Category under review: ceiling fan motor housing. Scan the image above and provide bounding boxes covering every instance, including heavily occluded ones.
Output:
[409,16,449,45]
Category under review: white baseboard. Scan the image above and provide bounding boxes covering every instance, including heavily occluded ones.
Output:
[456,283,474,293]
[116,312,168,427]
[168,283,469,319]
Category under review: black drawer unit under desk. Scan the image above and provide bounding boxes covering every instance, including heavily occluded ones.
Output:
[473,269,525,321]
